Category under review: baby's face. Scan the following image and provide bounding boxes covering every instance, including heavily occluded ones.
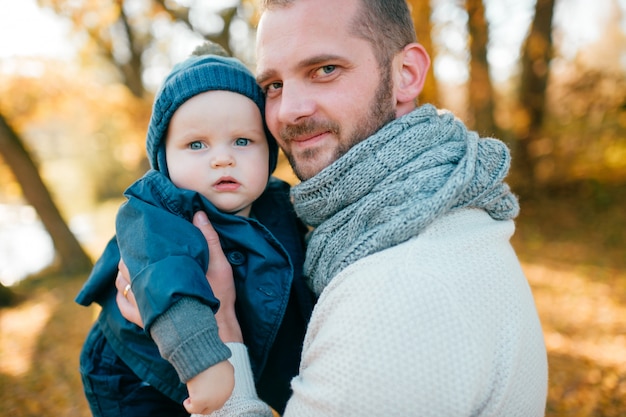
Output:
[165,90,269,217]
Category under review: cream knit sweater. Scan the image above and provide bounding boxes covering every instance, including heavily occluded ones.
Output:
[202,209,548,417]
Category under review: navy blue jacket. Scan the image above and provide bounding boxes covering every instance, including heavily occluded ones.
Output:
[76,170,315,412]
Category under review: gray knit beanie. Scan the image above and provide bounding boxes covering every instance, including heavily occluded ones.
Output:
[146,42,277,176]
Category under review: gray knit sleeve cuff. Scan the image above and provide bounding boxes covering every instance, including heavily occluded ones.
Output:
[150,297,232,382]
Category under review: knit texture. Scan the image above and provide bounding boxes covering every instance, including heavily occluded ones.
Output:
[193,343,274,417]
[150,298,231,383]
[292,104,519,295]
[146,49,278,175]
[284,210,547,416]
[200,210,548,417]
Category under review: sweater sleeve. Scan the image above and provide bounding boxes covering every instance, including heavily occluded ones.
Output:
[193,343,274,417]
[150,297,232,383]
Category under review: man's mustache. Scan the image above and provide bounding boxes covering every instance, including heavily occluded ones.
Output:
[280,119,340,142]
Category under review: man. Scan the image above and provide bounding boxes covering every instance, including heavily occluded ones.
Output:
[119,0,548,415]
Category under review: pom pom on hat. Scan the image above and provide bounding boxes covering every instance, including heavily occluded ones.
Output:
[146,41,277,176]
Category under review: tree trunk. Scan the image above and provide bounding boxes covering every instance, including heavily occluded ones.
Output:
[0,281,19,306]
[0,113,93,275]
[408,0,440,106]
[466,0,497,135]
[515,0,556,193]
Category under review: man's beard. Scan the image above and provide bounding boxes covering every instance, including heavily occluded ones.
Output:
[281,66,396,181]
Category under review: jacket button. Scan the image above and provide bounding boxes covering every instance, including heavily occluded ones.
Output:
[227,250,246,265]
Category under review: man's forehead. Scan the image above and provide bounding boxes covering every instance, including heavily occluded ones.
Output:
[255,1,358,56]
[256,0,358,39]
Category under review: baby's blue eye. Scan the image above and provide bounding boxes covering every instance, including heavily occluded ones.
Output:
[235,138,250,146]
[189,141,204,150]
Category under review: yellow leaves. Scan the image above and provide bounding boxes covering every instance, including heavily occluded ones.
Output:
[513,189,626,417]
[0,297,55,377]
[604,143,626,170]
[523,260,626,416]
[0,275,94,416]
[0,62,151,215]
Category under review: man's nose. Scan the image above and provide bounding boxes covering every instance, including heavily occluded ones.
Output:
[275,82,316,125]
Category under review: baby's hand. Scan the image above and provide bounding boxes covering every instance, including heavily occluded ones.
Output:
[183,359,235,415]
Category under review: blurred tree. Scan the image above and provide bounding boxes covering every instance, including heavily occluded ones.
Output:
[0,281,19,306]
[0,67,151,206]
[515,0,556,192]
[408,0,440,106]
[0,113,93,274]
[541,0,626,185]
[37,0,251,99]
[466,0,496,135]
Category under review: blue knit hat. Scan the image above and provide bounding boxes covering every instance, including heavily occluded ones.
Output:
[146,43,277,176]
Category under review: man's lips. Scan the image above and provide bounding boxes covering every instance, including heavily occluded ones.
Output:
[289,131,330,147]
[213,176,240,191]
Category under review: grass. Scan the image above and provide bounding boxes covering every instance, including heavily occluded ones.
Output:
[1,186,625,416]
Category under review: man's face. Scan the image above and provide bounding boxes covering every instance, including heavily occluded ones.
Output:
[256,0,397,181]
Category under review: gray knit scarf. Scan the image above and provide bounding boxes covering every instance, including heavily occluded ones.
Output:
[292,104,520,296]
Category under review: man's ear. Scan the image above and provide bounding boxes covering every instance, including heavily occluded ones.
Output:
[395,43,431,106]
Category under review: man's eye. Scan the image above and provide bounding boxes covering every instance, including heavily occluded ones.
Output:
[315,65,336,76]
[265,82,283,93]
[189,141,204,150]
[235,138,250,146]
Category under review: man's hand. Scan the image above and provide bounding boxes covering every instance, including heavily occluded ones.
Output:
[115,260,143,328]
[183,359,235,414]
[192,211,243,343]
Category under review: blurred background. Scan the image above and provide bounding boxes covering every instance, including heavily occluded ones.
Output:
[0,0,624,416]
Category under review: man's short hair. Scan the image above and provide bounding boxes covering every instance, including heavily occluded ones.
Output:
[258,0,416,69]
